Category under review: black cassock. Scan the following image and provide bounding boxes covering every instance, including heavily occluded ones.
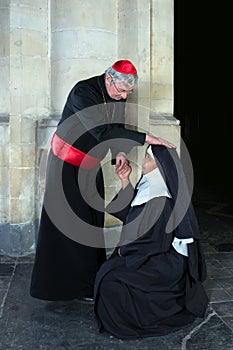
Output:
[30,74,145,300]
[94,146,209,339]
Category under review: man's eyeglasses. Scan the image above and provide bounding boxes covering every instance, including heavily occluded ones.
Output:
[112,81,134,95]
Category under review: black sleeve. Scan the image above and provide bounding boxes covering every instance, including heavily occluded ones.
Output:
[106,183,135,222]
[102,99,146,159]
[100,124,146,163]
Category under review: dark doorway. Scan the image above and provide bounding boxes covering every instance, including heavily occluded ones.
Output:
[174,2,233,200]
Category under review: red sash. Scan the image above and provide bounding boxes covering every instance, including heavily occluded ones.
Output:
[50,132,100,169]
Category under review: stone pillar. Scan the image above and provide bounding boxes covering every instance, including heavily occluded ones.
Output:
[150,113,181,155]
[50,0,118,114]
[35,117,58,223]
[0,117,10,254]
[0,1,10,254]
[8,116,36,254]
[151,0,174,114]
[0,0,50,255]
[117,0,151,133]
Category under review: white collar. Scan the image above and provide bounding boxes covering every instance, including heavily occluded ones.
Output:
[131,167,172,207]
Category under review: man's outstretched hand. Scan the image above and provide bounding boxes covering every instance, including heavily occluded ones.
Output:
[145,134,176,148]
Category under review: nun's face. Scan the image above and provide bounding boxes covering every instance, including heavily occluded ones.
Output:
[141,152,157,175]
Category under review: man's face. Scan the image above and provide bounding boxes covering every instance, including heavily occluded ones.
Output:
[105,75,134,100]
[141,152,157,175]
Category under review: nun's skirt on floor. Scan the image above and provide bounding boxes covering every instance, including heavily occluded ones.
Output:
[94,248,206,339]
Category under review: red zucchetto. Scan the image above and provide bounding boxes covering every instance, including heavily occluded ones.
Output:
[112,60,137,75]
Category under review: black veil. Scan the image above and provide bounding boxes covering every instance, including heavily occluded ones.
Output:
[150,145,201,239]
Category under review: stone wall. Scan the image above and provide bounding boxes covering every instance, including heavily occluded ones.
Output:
[0,0,50,255]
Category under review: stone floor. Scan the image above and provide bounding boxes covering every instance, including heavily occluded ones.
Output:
[0,185,233,350]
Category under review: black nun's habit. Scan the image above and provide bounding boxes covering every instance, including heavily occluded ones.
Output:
[94,145,208,339]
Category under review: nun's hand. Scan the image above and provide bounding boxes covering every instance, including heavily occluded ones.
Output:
[116,163,132,181]
[145,134,176,148]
